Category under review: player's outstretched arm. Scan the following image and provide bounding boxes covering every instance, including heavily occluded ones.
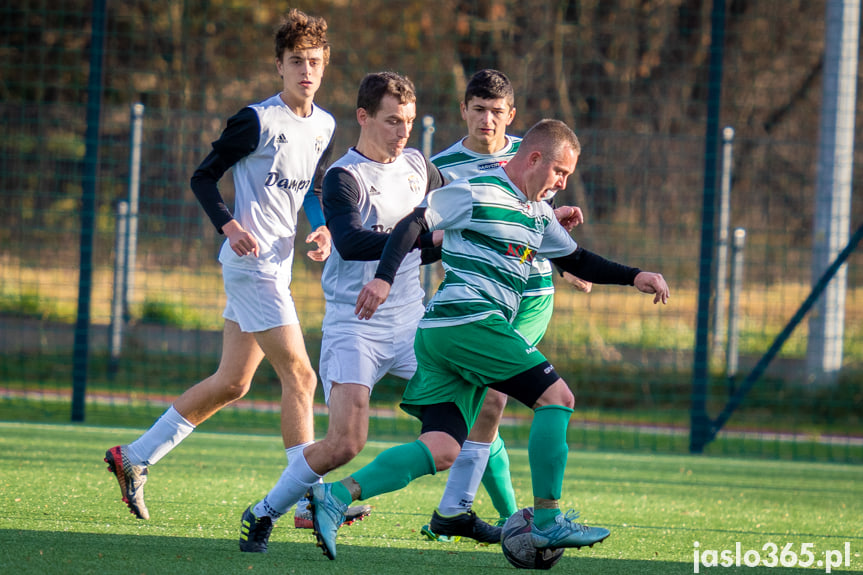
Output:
[633,271,670,304]
[562,271,593,293]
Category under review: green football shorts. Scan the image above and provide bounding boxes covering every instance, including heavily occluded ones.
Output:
[401,313,550,428]
[513,292,554,346]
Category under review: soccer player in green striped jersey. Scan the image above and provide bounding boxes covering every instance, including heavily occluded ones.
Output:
[306,119,670,561]
[422,70,591,542]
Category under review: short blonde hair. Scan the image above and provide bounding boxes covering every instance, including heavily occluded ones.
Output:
[521,119,581,158]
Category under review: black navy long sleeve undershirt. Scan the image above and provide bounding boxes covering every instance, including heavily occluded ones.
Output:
[323,156,444,262]
[190,106,333,234]
[374,214,641,287]
[190,107,259,233]
[551,248,641,285]
[374,207,429,284]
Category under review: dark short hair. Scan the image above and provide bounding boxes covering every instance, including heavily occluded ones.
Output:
[464,69,514,108]
[275,8,330,64]
[357,71,416,117]
[521,119,581,157]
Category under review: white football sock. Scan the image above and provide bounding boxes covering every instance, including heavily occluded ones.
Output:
[285,442,307,464]
[254,443,320,520]
[286,442,322,509]
[125,405,195,466]
[438,440,491,515]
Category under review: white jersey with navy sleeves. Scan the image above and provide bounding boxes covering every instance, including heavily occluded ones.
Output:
[321,147,430,311]
[217,95,335,273]
[420,166,577,329]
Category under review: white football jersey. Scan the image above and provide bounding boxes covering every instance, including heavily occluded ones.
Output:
[218,95,335,272]
[321,147,429,310]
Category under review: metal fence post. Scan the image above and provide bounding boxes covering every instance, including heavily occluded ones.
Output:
[420,115,436,303]
[690,0,727,454]
[71,0,108,422]
[109,201,129,376]
[124,102,144,323]
[805,0,859,384]
[712,127,735,361]
[726,228,746,392]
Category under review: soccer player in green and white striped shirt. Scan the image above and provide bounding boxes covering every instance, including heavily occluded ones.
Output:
[306,119,670,560]
[422,70,591,542]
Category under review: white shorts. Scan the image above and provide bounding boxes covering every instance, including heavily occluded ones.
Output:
[222,265,299,333]
[318,300,424,403]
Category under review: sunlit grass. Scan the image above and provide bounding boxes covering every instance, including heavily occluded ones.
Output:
[2,252,862,361]
[1,422,861,575]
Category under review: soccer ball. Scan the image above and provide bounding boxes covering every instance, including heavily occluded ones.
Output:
[501,507,565,570]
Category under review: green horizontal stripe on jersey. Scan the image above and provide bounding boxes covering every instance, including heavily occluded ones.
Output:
[442,250,526,295]
[460,229,511,255]
[431,151,474,169]
[525,273,555,290]
[465,174,519,197]
[425,299,503,320]
[471,204,542,230]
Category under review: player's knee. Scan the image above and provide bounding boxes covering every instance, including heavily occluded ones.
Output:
[327,436,364,467]
[535,381,574,409]
[213,374,253,402]
[228,383,252,402]
[431,443,461,471]
[276,360,316,394]
[482,390,508,415]
[289,359,316,386]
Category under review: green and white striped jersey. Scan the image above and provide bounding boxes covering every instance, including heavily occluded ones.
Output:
[420,167,577,329]
[431,135,521,181]
[431,136,554,297]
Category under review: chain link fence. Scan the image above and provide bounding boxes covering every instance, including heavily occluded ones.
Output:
[1,0,861,461]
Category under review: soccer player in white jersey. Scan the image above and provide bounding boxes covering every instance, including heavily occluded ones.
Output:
[423,69,593,541]
[104,9,335,525]
[237,71,465,552]
[306,119,670,561]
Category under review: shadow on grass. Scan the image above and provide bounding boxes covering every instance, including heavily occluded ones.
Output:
[2,530,860,575]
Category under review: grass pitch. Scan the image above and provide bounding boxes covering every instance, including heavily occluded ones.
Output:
[1,421,861,575]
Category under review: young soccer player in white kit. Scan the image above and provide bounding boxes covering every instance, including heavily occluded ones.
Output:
[104,9,335,523]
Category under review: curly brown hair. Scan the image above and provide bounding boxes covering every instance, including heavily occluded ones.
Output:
[275,8,330,64]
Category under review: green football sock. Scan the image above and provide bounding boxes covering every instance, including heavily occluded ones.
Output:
[349,440,436,501]
[529,405,573,528]
[481,433,518,519]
